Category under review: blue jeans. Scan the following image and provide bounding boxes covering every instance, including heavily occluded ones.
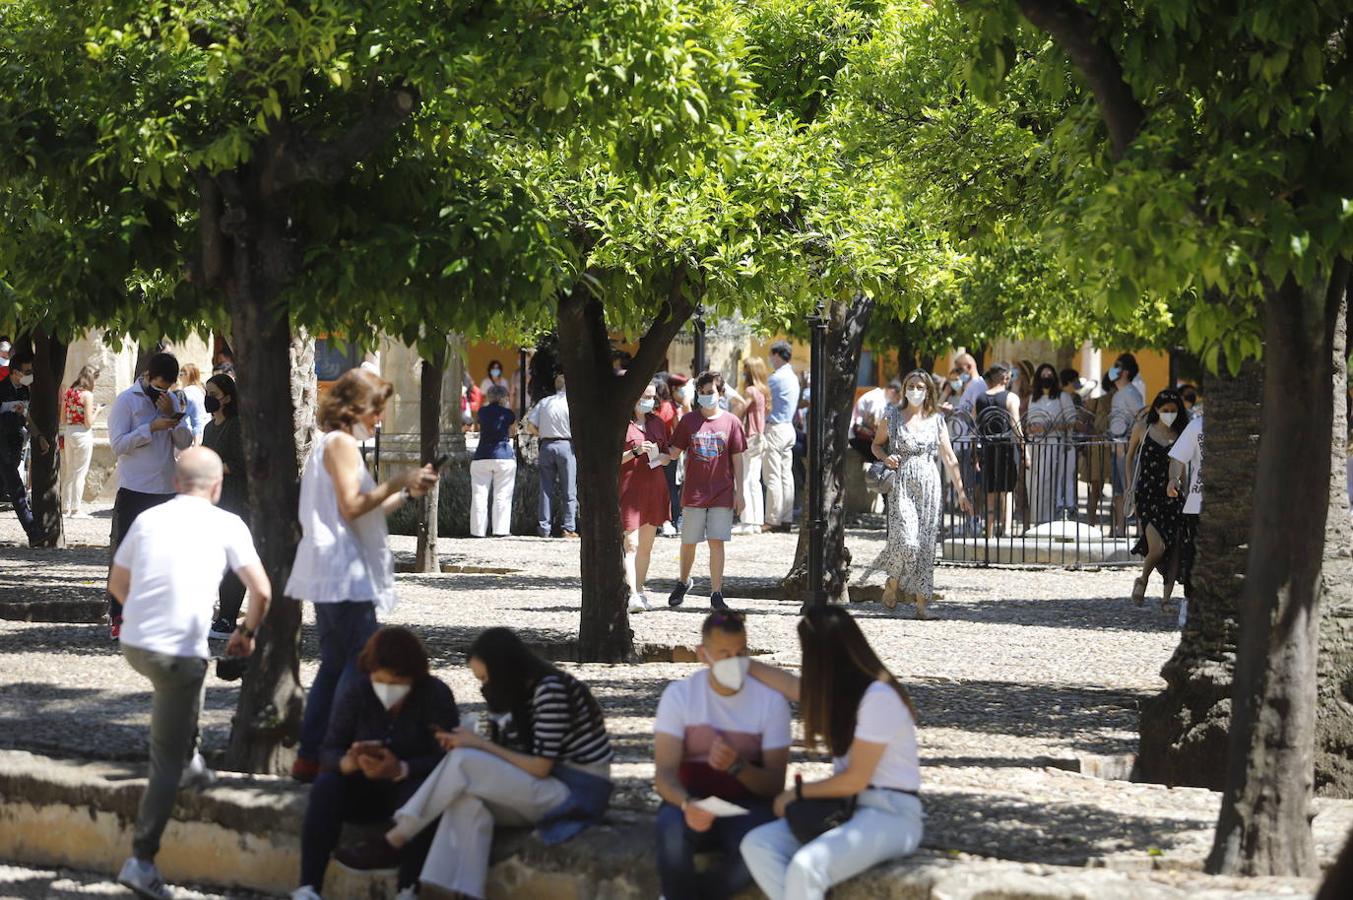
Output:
[300,772,433,891]
[656,800,775,900]
[298,601,378,760]
[537,439,577,534]
[740,790,923,900]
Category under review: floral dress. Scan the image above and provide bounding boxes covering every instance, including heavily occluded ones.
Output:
[865,407,943,601]
[1132,433,1184,578]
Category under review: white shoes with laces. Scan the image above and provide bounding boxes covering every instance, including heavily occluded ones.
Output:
[117,857,171,899]
[628,592,655,614]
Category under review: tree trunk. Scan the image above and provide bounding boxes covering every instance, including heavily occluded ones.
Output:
[1316,276,1353,797]
[221,176,308,775]
[27,330,67,548]
[1207,263,1349,876]
[781,295,876,604]
[415,350,445,573]
[1137,357,1258,788]
[557,275,693,662]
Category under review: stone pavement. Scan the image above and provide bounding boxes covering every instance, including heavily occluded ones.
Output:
[0,503,1345,896]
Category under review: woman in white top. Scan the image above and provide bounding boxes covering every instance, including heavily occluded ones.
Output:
[740,606,923,900]
[178,363,209,443]
[1025,363,1077,526]
[285,368,438,782]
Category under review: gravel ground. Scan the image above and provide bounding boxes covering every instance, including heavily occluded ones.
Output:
[0,503,1343,897]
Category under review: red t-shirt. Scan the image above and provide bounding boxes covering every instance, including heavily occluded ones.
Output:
[670,409,747,509]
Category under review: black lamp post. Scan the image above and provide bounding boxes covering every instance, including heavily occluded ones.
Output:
[806,301,828,607]
[692,305,707,376]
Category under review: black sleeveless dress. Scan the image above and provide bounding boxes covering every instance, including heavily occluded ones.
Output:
[1132,434,1184,573]
[976,391,1018,492]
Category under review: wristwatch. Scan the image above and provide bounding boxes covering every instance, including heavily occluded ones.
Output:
[235,624,256,639]
[727,758,746,778]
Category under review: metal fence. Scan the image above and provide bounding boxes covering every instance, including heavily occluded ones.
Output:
[937,405,1140,567]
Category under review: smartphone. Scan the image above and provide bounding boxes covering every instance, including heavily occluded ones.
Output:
[172,412,187,421]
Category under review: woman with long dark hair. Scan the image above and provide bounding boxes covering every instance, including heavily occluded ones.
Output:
[336,627,615,898]
[1125,389,1190,608]
[202,374,250,640]
[739,607,923,900]
[1025,362,1077,525]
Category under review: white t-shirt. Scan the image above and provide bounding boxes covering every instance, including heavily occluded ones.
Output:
[1168,416,1204,515]
[851,388,888,431]
[654,670,792,779]
[116,495,260,659]
[833,681,920,792]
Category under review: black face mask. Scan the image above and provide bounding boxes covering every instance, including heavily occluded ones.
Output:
[204,396,222,414]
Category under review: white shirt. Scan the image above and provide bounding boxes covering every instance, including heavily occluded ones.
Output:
[527,391,572,439]
[833,681,920,792]
[108,381,194,494]
[116,495,259,659]
[851,388,888,430]
[654,669,792,762]
[1109,383,1144,438]
[1168,416,1204,515]
[285,430,396,610]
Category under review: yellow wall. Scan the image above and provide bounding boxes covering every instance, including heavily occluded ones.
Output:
[1102,347,1170,399]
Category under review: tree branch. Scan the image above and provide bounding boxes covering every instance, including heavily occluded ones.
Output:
[268,87,420,191]
[622,264,694,397]
[1015,0,1144,159]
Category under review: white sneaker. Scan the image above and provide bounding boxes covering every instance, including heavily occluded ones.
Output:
[394,888,418,900]
[179,751,217,790]
[628,593,649,614]
[660,522,677,537]
[291,887,323,900]
[117,857,172,900]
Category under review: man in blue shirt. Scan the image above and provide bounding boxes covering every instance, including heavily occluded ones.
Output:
[762,342,799,532]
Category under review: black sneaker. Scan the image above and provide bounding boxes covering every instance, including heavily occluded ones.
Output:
[668,580,691,607]
[334,836,401,872]
[208,617,235,641]
[710,592,730,611]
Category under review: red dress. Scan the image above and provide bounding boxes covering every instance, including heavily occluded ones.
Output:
[620,414,671,530]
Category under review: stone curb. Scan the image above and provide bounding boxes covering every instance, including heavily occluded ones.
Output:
[0,750,1316,899]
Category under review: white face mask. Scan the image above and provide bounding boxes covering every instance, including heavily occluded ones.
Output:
[949,379,962,391]
[905,389,926,408]
[352,423,372,441]
[1159,411,1178,427]
[710,655,750,692]
[638,398,656,414]
[18,374,34,387]
[697,392,718,409]
[372,681,411,710]
[679,383,694,403]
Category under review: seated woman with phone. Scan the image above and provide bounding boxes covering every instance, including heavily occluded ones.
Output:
[293,627,459,900]
[336,627,615,900]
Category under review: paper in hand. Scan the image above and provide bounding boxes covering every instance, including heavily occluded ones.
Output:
[691,796,750,817]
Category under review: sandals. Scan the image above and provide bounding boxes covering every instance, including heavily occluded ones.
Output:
[915,594,933,620]
[1131,575,1148,607]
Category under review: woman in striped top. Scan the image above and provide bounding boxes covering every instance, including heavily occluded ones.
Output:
[334,628,614,899]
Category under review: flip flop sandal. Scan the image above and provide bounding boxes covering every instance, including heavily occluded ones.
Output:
[882,579,900,609]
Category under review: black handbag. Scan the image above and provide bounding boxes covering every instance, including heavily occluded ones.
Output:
[785,795,857,843]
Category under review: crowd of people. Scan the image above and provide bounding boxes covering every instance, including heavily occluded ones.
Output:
[102,362,923,899]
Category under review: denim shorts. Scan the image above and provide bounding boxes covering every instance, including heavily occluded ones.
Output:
[681,506,734,543]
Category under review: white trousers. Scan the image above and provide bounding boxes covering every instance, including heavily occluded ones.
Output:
[393,748,569,897]
[469,458,517,537]
[741,790,923,900]
[762,423,796,526]
[740,432,765,526]
[61,426,93,514]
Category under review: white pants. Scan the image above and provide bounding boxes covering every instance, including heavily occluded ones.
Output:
[740,790,923,900]
[740,432,765,526]
[393,748,569,897]
[469,459,517,537]
[763,422,796,526]
[61,426,93,514]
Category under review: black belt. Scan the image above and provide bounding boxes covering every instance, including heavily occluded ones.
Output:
[869,785,919,796]
[540,437,572,443]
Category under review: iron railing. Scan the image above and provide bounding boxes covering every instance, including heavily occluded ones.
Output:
[937,405,1141,567]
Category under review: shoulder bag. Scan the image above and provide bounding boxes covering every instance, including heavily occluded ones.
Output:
[785,774,857,843]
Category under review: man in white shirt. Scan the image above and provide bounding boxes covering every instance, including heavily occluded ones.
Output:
[109,447,271,900]
[653,611,791,899]
[848,380,900,461]
[763,342,800,532]
[524,371,577,538]
[106,352,195,638]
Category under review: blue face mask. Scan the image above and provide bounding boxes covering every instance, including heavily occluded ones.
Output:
[949,379,963,391]
[959,372,971,383]
[638,398,656,414]
[1108,365,1122,381]
[697,393,718,409]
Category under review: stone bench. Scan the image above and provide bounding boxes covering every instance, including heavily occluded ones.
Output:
[0,749,1301,899]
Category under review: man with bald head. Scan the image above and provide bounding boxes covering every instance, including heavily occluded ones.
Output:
[108,446,272,900]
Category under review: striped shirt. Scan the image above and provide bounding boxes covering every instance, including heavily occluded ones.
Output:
[503,674,614,765]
